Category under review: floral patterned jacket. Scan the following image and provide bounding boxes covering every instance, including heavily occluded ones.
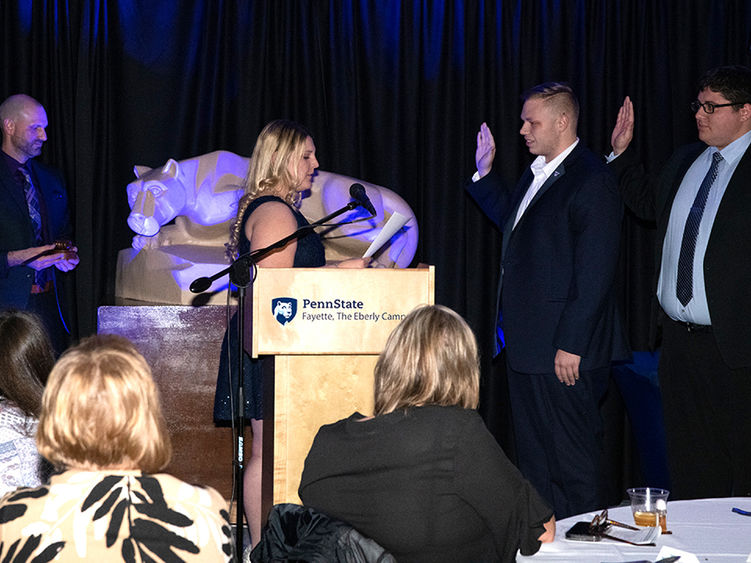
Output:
[0,469,233,562]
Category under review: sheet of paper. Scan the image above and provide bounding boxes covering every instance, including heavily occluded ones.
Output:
[363,211,409,258]
[605,525,661,545]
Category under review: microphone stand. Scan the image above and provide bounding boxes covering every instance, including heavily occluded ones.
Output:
[189,198,366,558]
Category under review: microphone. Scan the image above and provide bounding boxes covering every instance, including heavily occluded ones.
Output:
[190,277,212,293]
[349,183,376,217]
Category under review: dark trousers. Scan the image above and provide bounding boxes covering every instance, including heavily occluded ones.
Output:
[507,362,609,519]
[660,317,751,499]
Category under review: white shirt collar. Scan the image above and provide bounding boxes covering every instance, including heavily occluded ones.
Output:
[716,128,751,166]
[530,138,580,178]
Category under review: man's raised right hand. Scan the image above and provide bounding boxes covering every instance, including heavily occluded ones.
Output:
[476,122,497,178]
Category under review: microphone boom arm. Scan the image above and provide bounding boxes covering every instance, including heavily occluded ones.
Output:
[189,200,361,293]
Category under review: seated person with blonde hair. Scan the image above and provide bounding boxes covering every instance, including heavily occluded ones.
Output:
[0,334,233,562]
[299,304,555,563]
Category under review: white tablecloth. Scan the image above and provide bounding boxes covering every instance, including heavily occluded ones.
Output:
[517,497,751,562]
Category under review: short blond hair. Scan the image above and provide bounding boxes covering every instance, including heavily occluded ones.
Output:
[37,334,172,472]
[374,305,480,415]
[522,82,580,129]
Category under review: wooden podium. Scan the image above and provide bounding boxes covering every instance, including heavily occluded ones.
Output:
[251,266,434,514]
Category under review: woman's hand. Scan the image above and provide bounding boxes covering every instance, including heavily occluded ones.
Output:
[333,257,371,269]
[539,515,556,543]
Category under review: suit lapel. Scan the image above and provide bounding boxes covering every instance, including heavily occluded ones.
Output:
[716,141,751,215]
[502,168,533,258]
[658,144,707,241]
[502,147,578,257]
[528,163,565,210]
[0,163,29,218]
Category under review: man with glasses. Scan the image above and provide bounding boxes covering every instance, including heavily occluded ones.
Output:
[609,65,751,500]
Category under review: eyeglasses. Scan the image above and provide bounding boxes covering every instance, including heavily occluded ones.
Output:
[690,100,746,114]
[589,509,638,533]
[588,509,656,546]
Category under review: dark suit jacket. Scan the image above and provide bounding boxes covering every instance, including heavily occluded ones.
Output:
[467,143,629,374]
[0,157,71,309]
[612,143,751,369]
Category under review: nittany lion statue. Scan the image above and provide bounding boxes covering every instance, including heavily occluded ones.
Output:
[115,150,418,305]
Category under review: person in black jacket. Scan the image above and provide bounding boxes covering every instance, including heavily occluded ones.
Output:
[300,304,555,563]
[0,94,78,354]
[467,83,628,518]
[609,65,751,499]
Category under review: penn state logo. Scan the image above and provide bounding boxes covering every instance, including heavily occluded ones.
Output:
[271,297,297,326]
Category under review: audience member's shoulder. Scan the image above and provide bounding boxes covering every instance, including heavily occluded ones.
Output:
[0,402,37,436]
[317,412,365,433]
[575,143,613,171]
[149,473,228,509]
[28,158,65,181]
[0,482,50,506]
[674,141,707,158]
[412,404,481,426]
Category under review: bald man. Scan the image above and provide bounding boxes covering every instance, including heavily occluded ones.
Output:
[0,94,78,353]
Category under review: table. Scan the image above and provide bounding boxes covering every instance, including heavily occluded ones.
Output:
[517,497,751,562]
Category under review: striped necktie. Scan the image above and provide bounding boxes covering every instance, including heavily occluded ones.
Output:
[675,151,723,306]
[18,167,48,285]
[18,167,43,243]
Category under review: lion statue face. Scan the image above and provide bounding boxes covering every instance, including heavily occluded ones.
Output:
[126,159,186,237]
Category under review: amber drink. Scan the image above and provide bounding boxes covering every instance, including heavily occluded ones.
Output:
[627,487,669,533]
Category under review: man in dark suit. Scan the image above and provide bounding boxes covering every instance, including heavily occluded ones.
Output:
[467,83,628,518]
[0,94,78,354]
[610,65,751,499]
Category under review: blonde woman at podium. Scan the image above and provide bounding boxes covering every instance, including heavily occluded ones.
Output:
[299,304,555,562]
[213,119,367,548]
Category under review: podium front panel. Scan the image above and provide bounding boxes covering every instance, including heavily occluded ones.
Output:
[252,267,434,357]
[269,354,378,505]
[255,266,435,517]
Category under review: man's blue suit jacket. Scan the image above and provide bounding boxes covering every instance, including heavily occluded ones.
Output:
[467,143,630,374]
[0,158,71,309]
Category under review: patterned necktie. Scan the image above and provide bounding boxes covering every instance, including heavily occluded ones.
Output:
[18,167,43,243]
[18,167,47,285]
[676,151,723,306]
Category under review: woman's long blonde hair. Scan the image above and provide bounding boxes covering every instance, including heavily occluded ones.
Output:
[227,119,313,258]
[374,305,480,416]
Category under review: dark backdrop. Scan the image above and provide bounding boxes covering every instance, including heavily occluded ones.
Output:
[3,0,750,455]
